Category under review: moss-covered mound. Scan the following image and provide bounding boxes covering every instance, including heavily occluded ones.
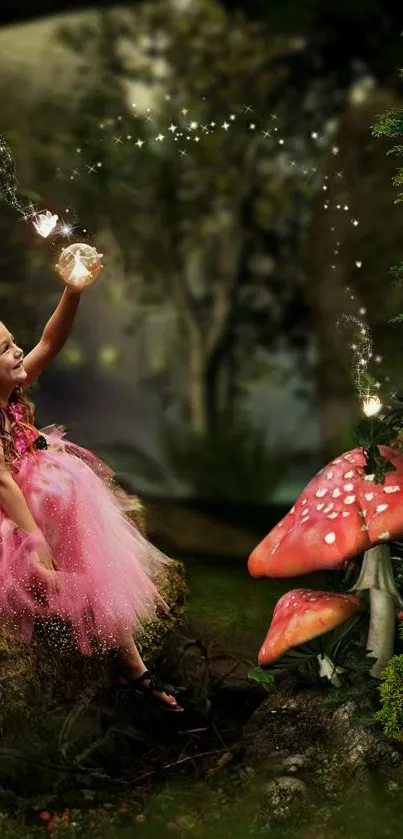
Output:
[0,498,187,795]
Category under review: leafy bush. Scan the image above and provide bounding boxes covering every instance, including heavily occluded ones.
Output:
[376,654,403,739]
[97,416,293,504]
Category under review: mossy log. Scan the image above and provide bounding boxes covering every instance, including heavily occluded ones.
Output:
[0,497,187,793]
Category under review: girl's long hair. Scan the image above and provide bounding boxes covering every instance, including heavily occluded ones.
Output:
[0,386,35,466]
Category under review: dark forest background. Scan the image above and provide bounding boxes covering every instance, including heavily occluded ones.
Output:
[0,0,402,517]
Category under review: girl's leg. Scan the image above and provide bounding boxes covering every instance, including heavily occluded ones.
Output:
[117,629,182,710]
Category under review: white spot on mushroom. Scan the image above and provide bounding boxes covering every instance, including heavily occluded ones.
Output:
[344,495,356,505]
[364,474,375,482]
[332,488,341,498]
[384,485,400,494]
[324,532,336,544]
[361,525,368,531]
[344,471,354,479]
[343,483,354,492]
[316,488,328,498]
[316,503,325,511]
[379,531,390,541]
[333,459,342,464]
[301,499,307,506]
[342,511,350,518]
[290,506,295,513]
[327,512,338,519]
[364,493,374,501]
[323,504,333,513]
[326,471,334,479]
[376,504,388,513]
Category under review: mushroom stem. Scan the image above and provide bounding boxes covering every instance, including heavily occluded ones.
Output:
[366,589,395,679]
[350,544,402,678]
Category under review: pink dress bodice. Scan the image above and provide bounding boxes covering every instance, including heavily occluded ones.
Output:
[6,401,45,461]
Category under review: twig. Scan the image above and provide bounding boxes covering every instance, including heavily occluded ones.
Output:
[130,748,228,784]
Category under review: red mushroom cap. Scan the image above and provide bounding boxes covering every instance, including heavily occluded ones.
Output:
[258,588,365,666]
[249,445,403,579]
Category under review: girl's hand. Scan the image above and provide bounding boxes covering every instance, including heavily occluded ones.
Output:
[35,565,63,594]
[36,542,58,573]
[34,544,63,593]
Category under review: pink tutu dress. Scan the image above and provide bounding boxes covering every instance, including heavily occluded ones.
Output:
[0,401,171,654]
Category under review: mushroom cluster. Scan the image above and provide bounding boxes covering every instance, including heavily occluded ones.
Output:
[248,444,403,679]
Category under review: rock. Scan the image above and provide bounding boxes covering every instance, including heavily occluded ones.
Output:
[330,700,402,772]
[387,780,399,792]
[243,688,403,825]
[262,776,308,825]
[243,692,328,765]
[277,753,311,774]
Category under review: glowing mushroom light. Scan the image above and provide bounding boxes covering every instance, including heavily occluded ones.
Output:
[362,394,382,417]
[249,444,403,679]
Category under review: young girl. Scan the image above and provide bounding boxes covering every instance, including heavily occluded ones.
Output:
[0,256,183,712]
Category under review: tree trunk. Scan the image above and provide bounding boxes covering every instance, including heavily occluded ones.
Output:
[187,345,237,435]
[186,308,238,435]
[188,356,210,435]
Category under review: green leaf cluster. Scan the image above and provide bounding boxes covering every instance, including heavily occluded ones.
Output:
[376,655,403,739]
[354,417,397,484]
[373,95,403,321]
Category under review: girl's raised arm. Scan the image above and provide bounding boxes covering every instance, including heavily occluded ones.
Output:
[23,286,83,388]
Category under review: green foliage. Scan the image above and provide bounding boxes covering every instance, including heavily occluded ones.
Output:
[265,612,368,690]
[248,667,274,686]
[97,416,291,503]
[372,98,403,324]
[354,417,397,484]
[389,261,403,287]
[376,654,403,739]
[372,109,403,139]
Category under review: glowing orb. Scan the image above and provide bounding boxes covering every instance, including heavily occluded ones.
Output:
[55,243,103,289]
[33,210,59,238]
[362,394,382,417]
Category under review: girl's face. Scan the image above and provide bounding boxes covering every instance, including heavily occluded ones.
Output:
[0,324,26,390]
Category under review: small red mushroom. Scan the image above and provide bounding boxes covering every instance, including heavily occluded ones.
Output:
[258,589,365,667]
[249,445,403,678]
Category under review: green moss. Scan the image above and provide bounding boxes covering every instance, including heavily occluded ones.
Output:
[375,654,403,738]
[184,561,326,653]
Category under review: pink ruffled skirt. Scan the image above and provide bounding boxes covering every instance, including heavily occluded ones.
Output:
[0,426,170,654]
